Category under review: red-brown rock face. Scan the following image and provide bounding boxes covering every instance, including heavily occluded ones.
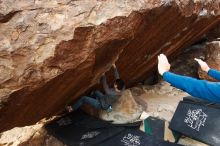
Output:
[207,23,220,40]
[0,0,220,132]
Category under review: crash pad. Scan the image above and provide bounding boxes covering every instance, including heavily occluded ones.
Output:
[97,128,183,146]
[170,97,220,146]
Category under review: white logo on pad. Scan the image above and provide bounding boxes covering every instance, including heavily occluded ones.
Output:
[184,109,207,131]
[121,133,141,146]
[81,131,100,140]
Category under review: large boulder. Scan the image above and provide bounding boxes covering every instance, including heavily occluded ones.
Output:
[0,0,220,132]
[99,89,143,123]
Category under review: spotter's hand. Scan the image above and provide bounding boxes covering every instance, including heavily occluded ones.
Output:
[66,106,73,112]
[194,58,210,73]
[158,54,171,76]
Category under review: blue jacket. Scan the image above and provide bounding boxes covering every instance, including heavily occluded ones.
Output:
[163,69,220,103]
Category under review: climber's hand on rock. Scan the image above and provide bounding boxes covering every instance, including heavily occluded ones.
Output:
[194,58,210,73]
[158,54,170,76]
[112,63,116,68]
[101,73,105,77]
[66,106,73,112]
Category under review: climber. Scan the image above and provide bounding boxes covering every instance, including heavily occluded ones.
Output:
[157,53,220,103]
[66,64,125,113]
[101,63,125,97]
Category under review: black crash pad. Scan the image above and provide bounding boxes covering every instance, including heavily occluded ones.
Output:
[183,96,220,109]
[45,110,125,146]
[45,110,181,146]
[97,128,183,146]
[170,97,220,146]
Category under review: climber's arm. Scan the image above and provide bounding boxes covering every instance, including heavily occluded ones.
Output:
[112,64,120,79]
[101,74,112,95]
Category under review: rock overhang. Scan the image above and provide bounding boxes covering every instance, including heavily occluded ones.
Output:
[0,0,220,132]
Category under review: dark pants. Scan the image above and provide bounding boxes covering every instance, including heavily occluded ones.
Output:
[71,90,108,111]
[93,90,107,101]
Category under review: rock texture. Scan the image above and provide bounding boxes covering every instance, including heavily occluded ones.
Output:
[207,23,220,40]
[99,89,143,123]
[0,0,220,132]
[171,43,207,77]
[198,41,220,81]
[0,124,65,146]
